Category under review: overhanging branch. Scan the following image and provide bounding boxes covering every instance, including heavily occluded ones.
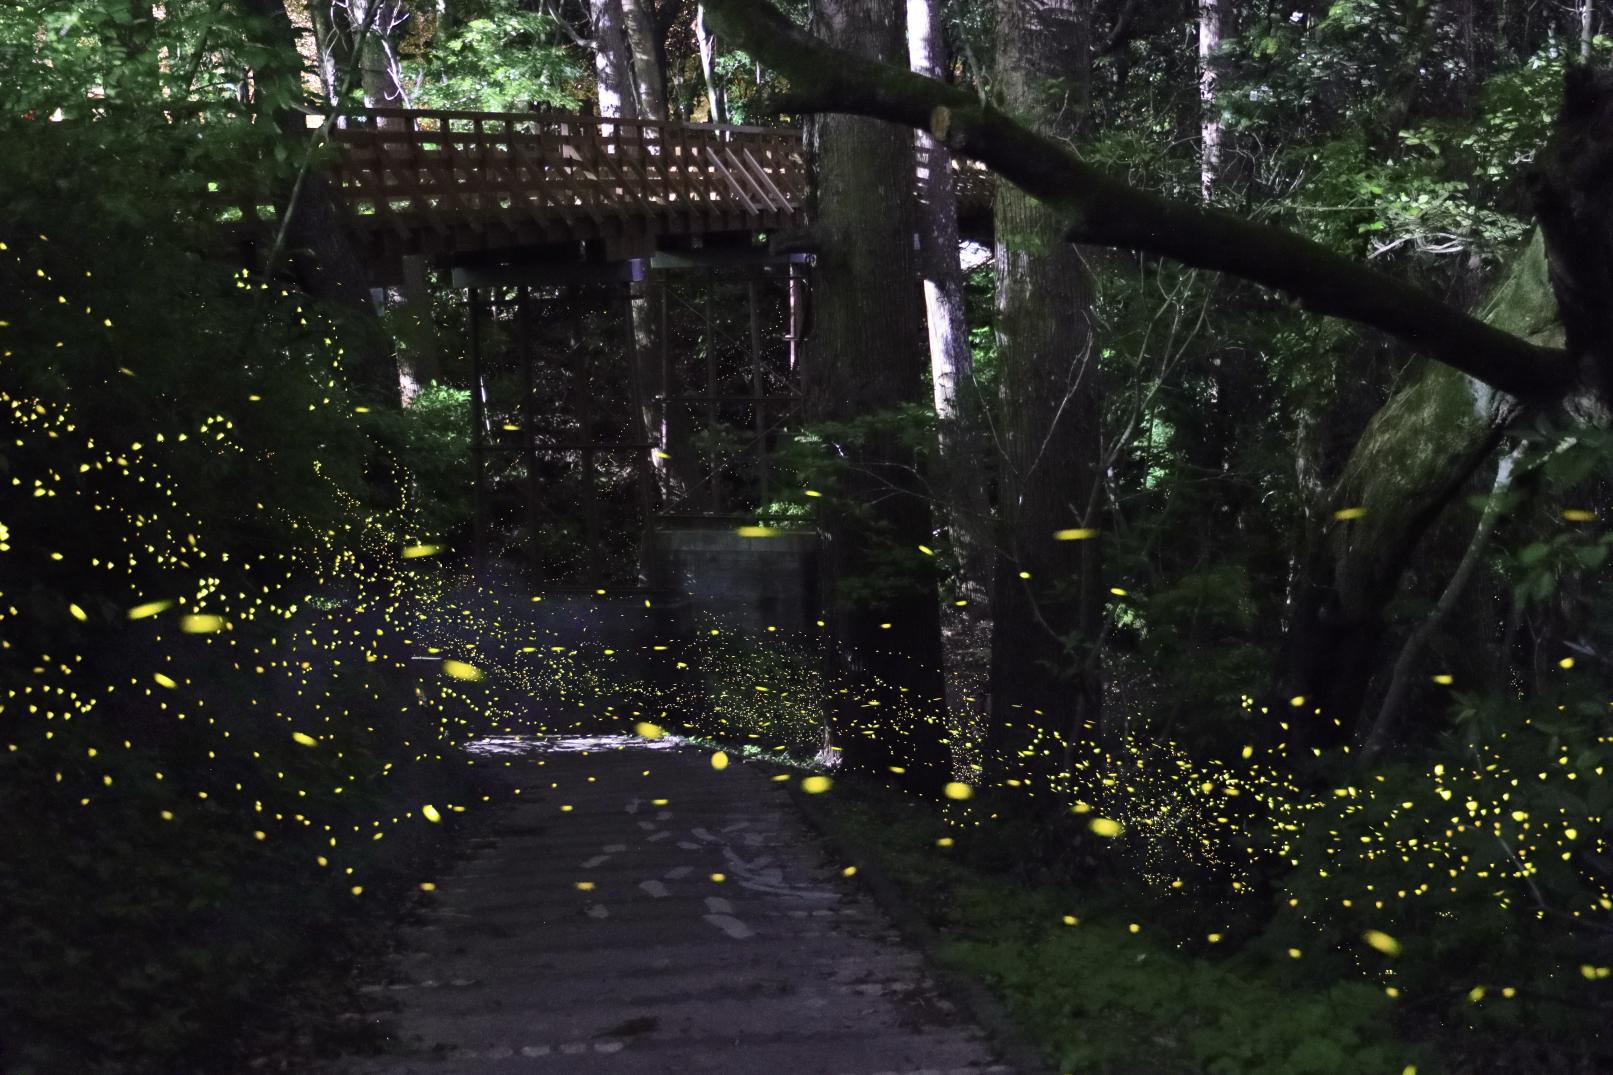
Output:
[702,0,1575,403]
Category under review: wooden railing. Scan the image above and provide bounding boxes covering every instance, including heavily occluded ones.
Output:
[326,107,806,259]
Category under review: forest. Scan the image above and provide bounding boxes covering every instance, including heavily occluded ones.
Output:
[3,0,1613,1072]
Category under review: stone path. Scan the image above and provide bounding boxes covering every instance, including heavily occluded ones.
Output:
[344,736,1017,1075]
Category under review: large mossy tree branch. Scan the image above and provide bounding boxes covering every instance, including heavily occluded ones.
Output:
[702,0,1574,403]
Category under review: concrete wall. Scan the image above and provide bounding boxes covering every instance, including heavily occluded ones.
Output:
[653,528,819,637]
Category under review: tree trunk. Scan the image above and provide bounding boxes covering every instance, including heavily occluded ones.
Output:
[396,254,441,406]
[984,0,1105,785]
[307,0,350,105]
[591,0,640,119]
[695,5,727,124]
[619,0,668,503]
[907,0,993,613]
[808,0,951,793]
[1359,445,1524,763]
[1197,0,1221,202]
[346,0,408,111]
[238,0,398,406]
[622,0,669,120]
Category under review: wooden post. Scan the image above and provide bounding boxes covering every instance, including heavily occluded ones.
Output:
[787,261,804,374]
[468,287,488,565]
[624,272,659,584]
[518,286,541,584]
[578,353,604,582]
[704,269,719,512]
[748,277,767,508]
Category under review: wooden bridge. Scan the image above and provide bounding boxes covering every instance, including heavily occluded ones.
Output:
[250,107,992,281]
[314,107,806,276]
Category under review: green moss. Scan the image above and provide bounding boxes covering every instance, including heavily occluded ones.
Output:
[1477,231,1564,349]
[1324,230,1562,618]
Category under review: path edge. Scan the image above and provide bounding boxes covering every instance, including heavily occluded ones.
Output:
[783,776,1056,1075]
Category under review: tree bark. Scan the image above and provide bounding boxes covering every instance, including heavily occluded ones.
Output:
[695,5,728,124]
[808,0,951,794]
[698,0,1577,401]
[306,0,351,105]
[622,0,669,119]
[907,0,993,613]
[346,0,409,111]
[591,0,640,119]
[1197,0,1221,202]
[984,0,1105,785]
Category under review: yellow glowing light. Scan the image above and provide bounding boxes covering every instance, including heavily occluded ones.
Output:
[710,752,729,771]
[441,659,484,681]
[943,782,974,801]
[422,804,442,823]
[1088,817,1123,837]
[1053,528,1099,540]
[801,775,832,794]
[1362,930,1402,956]
[128,599,173,620]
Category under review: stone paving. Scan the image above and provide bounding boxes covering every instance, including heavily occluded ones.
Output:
[344,736,1017,1075]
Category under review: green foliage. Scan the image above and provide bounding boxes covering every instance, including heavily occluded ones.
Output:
[405,0,582,112]
[0,18,491,1071]
[366,383,475,543]
[818,789,1422,1075]
[687,624,829,752]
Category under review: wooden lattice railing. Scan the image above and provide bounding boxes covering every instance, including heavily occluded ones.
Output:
[326,107,806,259]
[217,107,994,276]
